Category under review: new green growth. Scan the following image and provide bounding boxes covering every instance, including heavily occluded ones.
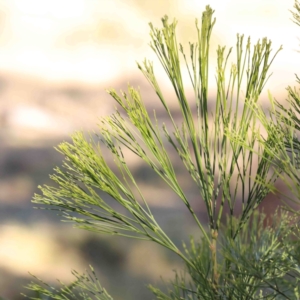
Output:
[16,2,300,299]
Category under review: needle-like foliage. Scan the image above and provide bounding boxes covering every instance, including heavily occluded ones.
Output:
[23,266,113,300]
[19,4,300,300]
[241,0,300,210]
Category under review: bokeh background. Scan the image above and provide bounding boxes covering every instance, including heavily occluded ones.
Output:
[0,0,299,299]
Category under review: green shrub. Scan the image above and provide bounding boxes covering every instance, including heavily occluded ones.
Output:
[17,2,300,299]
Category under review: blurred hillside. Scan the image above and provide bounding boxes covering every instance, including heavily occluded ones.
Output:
[0,0,298,299]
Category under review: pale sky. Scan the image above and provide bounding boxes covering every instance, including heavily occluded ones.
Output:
[0,0,298,96]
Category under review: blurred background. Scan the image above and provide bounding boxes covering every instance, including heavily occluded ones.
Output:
[0,0,299,299]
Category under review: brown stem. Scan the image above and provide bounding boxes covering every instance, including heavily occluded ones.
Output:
[210,229,219,295]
